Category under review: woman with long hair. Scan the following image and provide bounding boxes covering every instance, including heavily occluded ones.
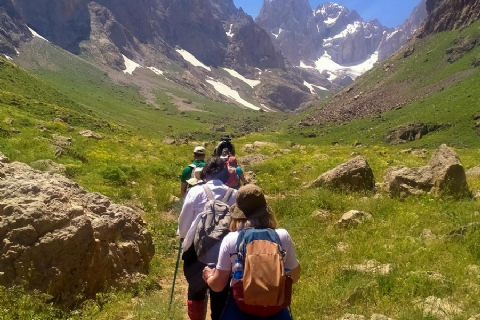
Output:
[202,185,301,319]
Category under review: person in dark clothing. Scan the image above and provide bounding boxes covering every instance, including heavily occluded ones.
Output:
[214,135,235,157]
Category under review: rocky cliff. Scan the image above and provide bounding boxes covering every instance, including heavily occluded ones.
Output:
[419,0,480,37]
[0,152,155,305]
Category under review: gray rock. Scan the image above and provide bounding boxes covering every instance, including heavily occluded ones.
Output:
[343,260,393,275]
[370,314,394,320]
[304,156,375,192]
[384,123,450,145]
[242,144,254,153]
[0,152,10,163]
[338,315,366,320]
[0,157,154,306]
[79,130,103,140]
[244,171,258,184]
[238,154,269,167]
[467,166,480,178]
[163,138,176,145]
[384,145,470,198]
[336,210,373,228]
[414,296,463,319]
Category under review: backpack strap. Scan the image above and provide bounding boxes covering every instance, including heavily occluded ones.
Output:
[236,229,247,262]
[202,185,215,201]
[222,188,234,203]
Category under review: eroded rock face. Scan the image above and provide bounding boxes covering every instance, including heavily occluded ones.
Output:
[0,157,155,306]
[305,156,375,192]
[384,145,470,198]
[384,123,450,145]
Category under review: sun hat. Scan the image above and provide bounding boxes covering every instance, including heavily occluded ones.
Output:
[221,135,231,141]
[230,185,271,219]
[194,146,206,155]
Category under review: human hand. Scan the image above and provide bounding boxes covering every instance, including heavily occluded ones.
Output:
[202,267,215,282]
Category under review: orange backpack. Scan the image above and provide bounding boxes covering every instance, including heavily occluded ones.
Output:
[233,229,293,317]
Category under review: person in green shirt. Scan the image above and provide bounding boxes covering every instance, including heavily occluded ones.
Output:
[181,146,206,198]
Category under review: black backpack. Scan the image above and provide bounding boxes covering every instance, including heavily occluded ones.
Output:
[215,140,235,157]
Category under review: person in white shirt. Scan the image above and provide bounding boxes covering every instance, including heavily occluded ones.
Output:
[178,158,237,320]
[202,185,300,320]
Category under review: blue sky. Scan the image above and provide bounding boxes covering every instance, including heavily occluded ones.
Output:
[233,0,421,28]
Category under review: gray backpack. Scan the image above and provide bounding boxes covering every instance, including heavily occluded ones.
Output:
[194,185,234,264]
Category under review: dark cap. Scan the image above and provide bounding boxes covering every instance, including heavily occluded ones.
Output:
[230,185,271,219]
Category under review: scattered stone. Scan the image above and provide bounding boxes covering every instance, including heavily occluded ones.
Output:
[238,154,269,167]
[414,296,462,319]
[384,123,450,145]
[336,210,373,228]
[244,171,258,184]
[344,260,393,275]
[214,124,226,132]
[51,134,72,147]
[53,118,65,124]
[303,164,313,170]
[3,117,13,125]
[400,148,413,154]
[466,265,480,276]
[279,149,292,154]
[169,195,180,204]
[371,314,393,320]
[311,209,331,219]
[384,145,470,198]
[448,222,479,237]
[468,315,480,320]
[163,138,176,145]
[467,166,480,178]
[253,141,277,148]
[339,314,366,320]
[408,271,448,283]
[404,47,415,58]
[336,242,349,252]
[31,159,67,175]
[242,144,254,153]
[0,157,155,305]
[79,130,103,140]
[411,149,429,158]
[421,229,437,240]
[304,156,375,192]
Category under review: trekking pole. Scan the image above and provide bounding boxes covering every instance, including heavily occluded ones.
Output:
[169,240,182,310]
[204,263,216,320]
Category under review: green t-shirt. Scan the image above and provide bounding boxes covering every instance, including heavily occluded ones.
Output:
[181,159,206,183]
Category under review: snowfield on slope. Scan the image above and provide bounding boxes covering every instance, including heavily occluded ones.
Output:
[223,68,261,88]
[176,49,211,71]
[122,55,142,75]
[206,79,260,111]
[27,26,50,42]
[300,51,379,79]
[147,67,164,76]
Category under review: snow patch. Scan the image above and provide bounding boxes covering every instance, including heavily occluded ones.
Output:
[272,28,283,39]
[303,81,329,94]
[122,54,142,75]
[386,29,399,41]
[206,79,260,111]
[147,67,164,76]
[324,22,362,43]
[176,49,211,71]
[261,103,276,112]
[300,51,379,80]
[15,48,19,55]
[223,68,261,88]
[27,26,49,42]
[226,24,234,38]
[4,55,13,61]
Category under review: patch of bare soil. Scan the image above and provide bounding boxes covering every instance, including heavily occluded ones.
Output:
[166,92,207,112]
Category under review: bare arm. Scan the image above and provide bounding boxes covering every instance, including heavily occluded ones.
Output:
[203,268,230,293]
[290,265,301,284]
[240,175,248,185]
[181,182,188,198]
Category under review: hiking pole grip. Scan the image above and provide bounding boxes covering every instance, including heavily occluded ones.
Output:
[169,239,183,309]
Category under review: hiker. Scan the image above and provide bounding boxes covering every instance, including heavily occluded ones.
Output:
[202,185,301,320]
[181,146,206,198]
[220,148,231,162]
[178,158,237,320]
[225,157,247,189]
[214,135,235,157]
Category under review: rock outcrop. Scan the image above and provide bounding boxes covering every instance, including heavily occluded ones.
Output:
[336,210,373,228]
[304,156,375,192]
[384,122,450,145]
[384,145,470,198]
[0,153,155,305]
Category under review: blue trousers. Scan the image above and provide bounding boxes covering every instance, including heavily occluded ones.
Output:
[220,296,293,320]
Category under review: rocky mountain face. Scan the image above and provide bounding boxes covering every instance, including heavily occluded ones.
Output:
[257,1,427,85]
[419,0,480,37]
[378,0,428,61]
[0,0,319,111]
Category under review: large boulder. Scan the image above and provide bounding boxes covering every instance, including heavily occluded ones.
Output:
[31,159,67,175]
[304,156,375,192]
[384,123,450,145]
[238,154,269,167]
[384,145,470,198]
[0,158,155,306]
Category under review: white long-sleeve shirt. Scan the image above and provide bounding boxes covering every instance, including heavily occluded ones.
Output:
[177,180,237,240]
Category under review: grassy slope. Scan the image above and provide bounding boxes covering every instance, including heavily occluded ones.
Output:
[1,22,480,320]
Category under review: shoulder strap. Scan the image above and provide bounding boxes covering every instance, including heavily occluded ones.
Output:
[222,188,234,203]
[202,185,215,201]
[236,229,247,262]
